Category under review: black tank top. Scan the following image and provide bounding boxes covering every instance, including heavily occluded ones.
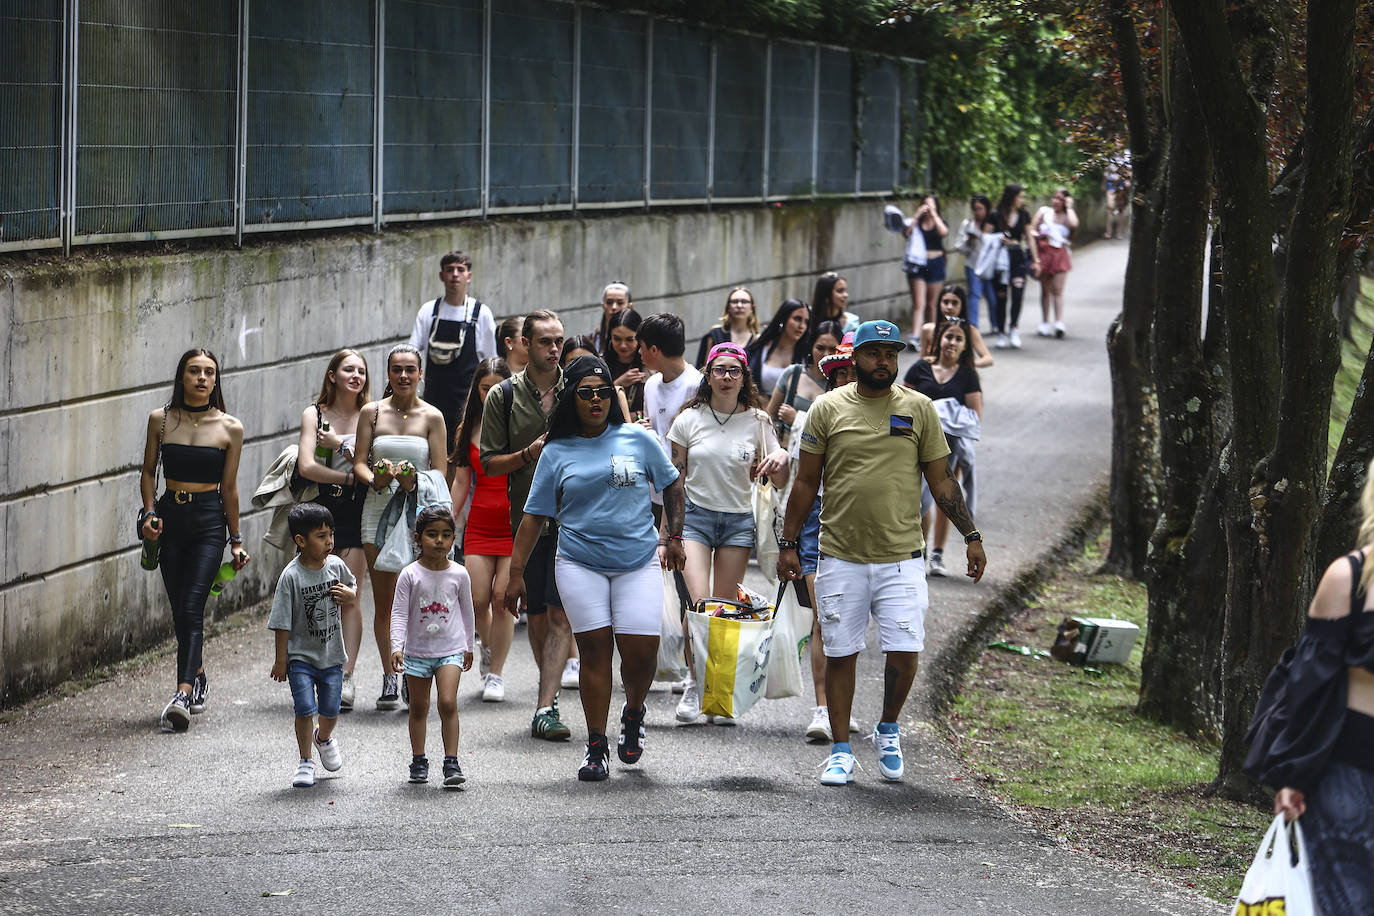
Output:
[162,444,226,484]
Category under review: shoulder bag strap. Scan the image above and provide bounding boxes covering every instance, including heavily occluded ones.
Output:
[155,406,168,495]
[784,363,801,407]
[367,403,379,465]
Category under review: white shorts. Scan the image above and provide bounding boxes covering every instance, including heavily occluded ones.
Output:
[553,554,663,636]
[813,553,927,657]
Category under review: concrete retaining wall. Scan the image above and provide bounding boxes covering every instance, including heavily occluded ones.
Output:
[0,199,920,703]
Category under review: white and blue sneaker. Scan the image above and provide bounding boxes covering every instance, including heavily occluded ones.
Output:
[820,746,857,786]
[872,722,904,781]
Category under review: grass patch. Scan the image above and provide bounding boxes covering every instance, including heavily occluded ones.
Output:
[949,531,1271,903]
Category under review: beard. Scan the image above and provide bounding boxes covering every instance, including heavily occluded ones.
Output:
[854,363,896,391]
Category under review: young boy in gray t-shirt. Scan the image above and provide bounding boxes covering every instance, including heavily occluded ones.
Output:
[269,503,356,788]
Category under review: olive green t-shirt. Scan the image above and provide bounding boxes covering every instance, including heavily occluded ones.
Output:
[479,368,565,534]
[799,384,950,564]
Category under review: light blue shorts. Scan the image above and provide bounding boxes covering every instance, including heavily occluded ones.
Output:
[683,498,754,550]
[403,654,465,679]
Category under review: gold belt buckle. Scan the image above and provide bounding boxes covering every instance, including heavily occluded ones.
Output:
[174,490,192,505]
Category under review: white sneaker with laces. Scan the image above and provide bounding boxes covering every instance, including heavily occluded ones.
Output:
[314,730,343,772]
[1037,321,1053,337]
[293,758,316,788]
[339,672,355,711]
[481,673,505,702]
[927,553,947,577]
[806,706,832,743]
[1054,320,1067,338]
[1009,328,1023,349]
[675,681,702,723]
[849,716,861,734]
[870,725,905,781]
[820,750,857,786]
[994,333,1009,349]
[561,658,580,690]
[671,676,691,695]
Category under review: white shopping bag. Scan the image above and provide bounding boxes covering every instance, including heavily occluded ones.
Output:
[654,569,689,683]
[765,580,811,699]
[687,602,775,719]
[752,480,781,583]
[1232,813,1317,916]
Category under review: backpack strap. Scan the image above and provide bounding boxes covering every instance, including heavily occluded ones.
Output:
[426,297,444,345]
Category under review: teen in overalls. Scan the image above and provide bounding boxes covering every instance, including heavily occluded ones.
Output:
[406,250,498,452]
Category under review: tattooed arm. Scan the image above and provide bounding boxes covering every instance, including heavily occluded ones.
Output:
[662,476,686,571]
[921,456,987,582]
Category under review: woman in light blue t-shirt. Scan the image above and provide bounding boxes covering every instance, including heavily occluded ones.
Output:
[505,356,686,783]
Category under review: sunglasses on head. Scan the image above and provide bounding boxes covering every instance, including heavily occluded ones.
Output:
[575,384,615,401]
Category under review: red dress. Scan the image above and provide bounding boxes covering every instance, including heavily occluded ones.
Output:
[464,442,513,556]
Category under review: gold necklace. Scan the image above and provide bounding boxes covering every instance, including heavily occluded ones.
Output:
[391,398,414,420]
[183,403,212,428]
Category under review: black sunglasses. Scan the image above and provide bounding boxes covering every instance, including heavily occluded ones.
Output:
[575,385,615,401]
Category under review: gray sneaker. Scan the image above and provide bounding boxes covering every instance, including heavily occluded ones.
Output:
[339,672,355,712]
[927,552,947,578]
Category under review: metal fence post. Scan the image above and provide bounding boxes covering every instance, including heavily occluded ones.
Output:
[61,0,79,255]
[643,18,652,208]
[481,0,490,219]
[811,43,819,198]
[892,66,901,190]
[373,0,384,232]
[761,40,770,201]
[571,3,580,211]
[234,0,249,245]
[706,38,716,205]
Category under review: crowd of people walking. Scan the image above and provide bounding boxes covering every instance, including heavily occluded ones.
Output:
[137,193,1062,788]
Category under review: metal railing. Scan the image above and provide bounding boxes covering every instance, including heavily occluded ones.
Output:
[1,0,920,254]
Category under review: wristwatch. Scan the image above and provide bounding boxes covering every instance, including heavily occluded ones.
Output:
[964,530,983,544]
[777,537,800,552]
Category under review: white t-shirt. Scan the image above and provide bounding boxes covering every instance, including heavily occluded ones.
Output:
[668,405,778,514]
[406,294,497,363]
[643,364,703,504]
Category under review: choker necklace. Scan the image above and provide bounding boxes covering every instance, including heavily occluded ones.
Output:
[183,402,211,428]
[707,401,741,426]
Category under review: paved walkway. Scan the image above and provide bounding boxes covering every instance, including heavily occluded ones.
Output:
[0,239,1218,915]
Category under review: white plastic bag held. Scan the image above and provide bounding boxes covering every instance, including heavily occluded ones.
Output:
[1232,813,1317,916]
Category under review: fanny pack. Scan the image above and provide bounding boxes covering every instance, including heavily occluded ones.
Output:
[426,297,482,366]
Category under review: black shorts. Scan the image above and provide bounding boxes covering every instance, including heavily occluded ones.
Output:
[524,528,562,615]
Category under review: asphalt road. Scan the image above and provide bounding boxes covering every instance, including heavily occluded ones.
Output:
[0,239,1219,915]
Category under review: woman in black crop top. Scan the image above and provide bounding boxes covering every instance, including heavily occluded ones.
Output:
[1249,458,1374,912]
[990,183,1041,350]
[138,349,249,733]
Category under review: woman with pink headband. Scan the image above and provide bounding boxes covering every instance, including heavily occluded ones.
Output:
[667,341,789,724]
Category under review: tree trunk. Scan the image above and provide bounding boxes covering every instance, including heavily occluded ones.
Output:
[1102,0,1162,579]
[1138,39,1223,733]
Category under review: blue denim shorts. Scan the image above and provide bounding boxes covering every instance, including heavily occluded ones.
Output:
[403,653,466,679]
[683,498,755,549]
[903,257,947,283]
[287,659,343,719]
[799,496,823,575]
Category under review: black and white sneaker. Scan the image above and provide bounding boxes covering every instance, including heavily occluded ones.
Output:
[408,756,429,783]
[442,757,466,789]
[617,704,646,765]
[160,691,192,732]
[189,672,208,714]
[377,673,400,710]
[578,734,610,782]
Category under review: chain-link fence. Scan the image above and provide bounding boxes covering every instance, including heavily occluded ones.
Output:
[0,0,921,253]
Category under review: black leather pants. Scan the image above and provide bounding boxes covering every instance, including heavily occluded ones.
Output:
[155,490,227,685]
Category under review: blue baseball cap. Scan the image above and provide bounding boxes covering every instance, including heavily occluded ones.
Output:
[851,319,912,352]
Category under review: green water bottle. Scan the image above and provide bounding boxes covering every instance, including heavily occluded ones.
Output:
[139,517,161,571]
[315,419,333,464]
[208,562,236,597]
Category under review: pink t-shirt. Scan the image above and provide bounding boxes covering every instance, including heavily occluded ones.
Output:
[389,561,475,658]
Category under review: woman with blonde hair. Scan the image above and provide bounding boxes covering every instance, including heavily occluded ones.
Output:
[696,287,759,368]
[296,348,371,710]
[1251,459,1374,912]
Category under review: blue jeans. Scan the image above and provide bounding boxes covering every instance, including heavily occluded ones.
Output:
[799,496,822,575]
[287,660,343,718]
[964,266,995,331]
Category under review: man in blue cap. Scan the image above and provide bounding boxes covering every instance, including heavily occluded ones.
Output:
[778,319,987,786]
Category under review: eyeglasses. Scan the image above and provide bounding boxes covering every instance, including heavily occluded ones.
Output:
[575,385,615,401]
[710,366,743,379]
[728,297,752,305]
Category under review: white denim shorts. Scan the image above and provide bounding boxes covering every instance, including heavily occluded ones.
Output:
[553,554,663,636]
[813,553,927,656]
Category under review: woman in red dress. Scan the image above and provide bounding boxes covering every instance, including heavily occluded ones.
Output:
[449,358,514,702]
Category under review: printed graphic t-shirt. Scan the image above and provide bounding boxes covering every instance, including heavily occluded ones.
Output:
[668,406,778,514]
[800,384,950,563]
[390,561,476,659]
[525,423,679,574]
[267,554,357,669]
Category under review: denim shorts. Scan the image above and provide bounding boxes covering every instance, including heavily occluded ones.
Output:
[799,496,823,575]
[683,498,755,549]
[287,659,343,719]
[903,257,947,283]
[403,653,466,679]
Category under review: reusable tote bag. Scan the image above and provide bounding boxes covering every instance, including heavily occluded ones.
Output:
[1232,813,1317,916]
[686,580,778,719]
[764,579,811,700]
[654,569,691,682]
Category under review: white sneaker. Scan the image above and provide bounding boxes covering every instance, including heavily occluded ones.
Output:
[871,724,905,781]
[1054,320,1067,338]
[806,706,832,743]
[848,715,861,734]
[481,673,505,702]
[292,758,316,788]
[1036,321,1053,337]
[675,681,702,723]
[313,730,342,772]
[927,552,947,578]
[1009,328,1023,349]
[561,658,580,690]
[479,642,492,678]
[994,333,1009,349]
[707,714,736,726]
[339,672,355,712]
[671,676,692,695]
[820,750,856,786]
